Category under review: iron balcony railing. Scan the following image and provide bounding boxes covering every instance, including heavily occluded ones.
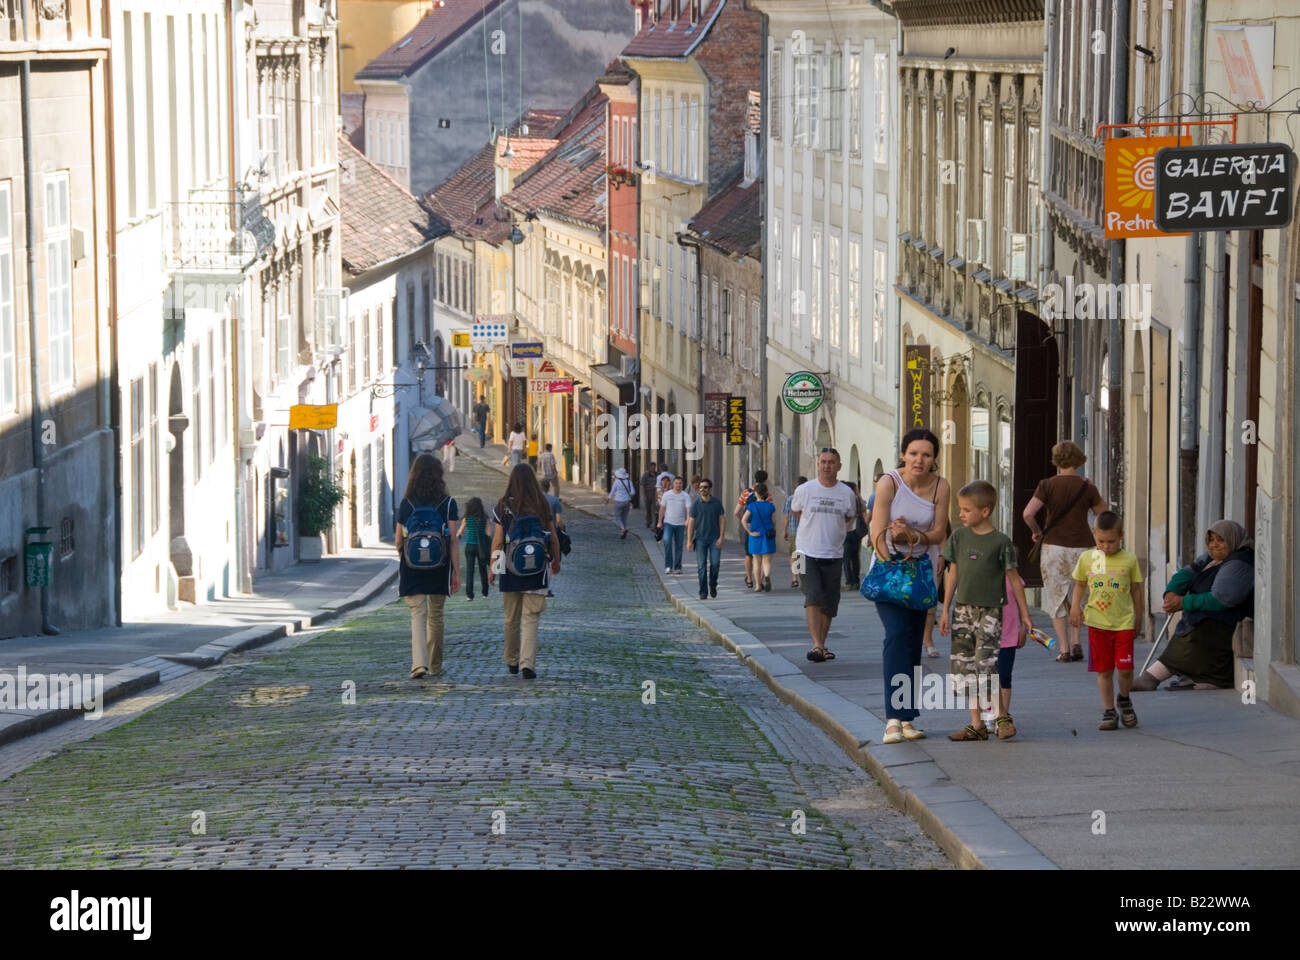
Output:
[164,189,254,275]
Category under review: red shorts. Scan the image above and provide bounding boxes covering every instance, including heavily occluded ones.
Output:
[1088,627,1135,673]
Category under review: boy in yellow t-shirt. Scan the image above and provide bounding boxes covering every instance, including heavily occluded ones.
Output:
[1070,512,1144,730]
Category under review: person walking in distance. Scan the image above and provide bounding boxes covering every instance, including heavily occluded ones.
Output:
[489,464,562,679]
[640,461,659,528]
[507,422,527,467]
[742,482,777,591]
[442,435,457,473]
[472,397,491,448]
[869,430,951,743]
[658,476,691,574]
[687,478,726,599]
[783,475,807,588]
[790,451,859,662]
[735,470,768,588]
[538,442,560,497]
[458,496,492,601]
[605,466,635,539]
[396,453,461,679]
[842,481,869,589]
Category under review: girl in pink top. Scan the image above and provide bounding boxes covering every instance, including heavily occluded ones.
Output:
[994,572,1029,738]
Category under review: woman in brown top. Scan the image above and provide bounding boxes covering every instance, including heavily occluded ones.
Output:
[1022,441,1109,662]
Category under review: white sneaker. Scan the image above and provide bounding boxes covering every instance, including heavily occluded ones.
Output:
[665,566,672,574]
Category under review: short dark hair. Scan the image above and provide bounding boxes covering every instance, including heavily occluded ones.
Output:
[545,443,552,452]
[957,480,997,511]
[1095,511,1122,532]
[796,475,807,485]
[901,429,940,459]
[754,482,768,498]
[699,477,713,487]
[754,469,768,484]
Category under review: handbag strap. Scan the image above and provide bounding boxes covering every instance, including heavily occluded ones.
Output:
[1040,476,1091,542]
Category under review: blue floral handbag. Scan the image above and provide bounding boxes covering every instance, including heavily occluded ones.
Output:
[860,530,938,610]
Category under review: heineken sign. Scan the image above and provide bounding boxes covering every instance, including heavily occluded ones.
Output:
[781,371,825,415]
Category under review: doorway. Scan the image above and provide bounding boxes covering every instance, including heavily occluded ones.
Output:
[1013,311,1060,586]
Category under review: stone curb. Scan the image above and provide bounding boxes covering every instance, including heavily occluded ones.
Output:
[0,563,399,749]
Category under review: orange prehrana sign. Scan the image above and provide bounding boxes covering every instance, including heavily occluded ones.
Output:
[1104,135,1188,238]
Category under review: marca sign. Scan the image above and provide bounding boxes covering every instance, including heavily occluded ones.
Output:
[1154,143,1295,232]
[1104,135,1188,238]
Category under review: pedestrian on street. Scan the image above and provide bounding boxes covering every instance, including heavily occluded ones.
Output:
[443,435,456,472]
[687,477,726,599]
[790,452,858,663]
[783,475,807,588]
[658,476,691,574]
[1069,511,1144,729]
[605,467,635,538]
[458,496,491,601]
[472,397,491,448]
[640,461,659,528]
[842,481,868,589]
[539,442,560,496]
[507,422,527,467]
[489,464,562,679]
[1022,440,1109,663]
[742,482,777,591]
[869,429,950,743]
[396,453,460,679]
[735,470,768,588]
[939,481,1029,742]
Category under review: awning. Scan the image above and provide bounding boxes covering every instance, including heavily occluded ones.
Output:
[590,363,634,405]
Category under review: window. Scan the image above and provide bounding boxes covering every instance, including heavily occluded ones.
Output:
[982,117,994,262]
[666,237,675,326]
[362,445,372,527]
[790,222,802,329]
[375,303,384,376]
[972,394,991,482]
[919,101,928,240]
[873,244,887,366]
[1025,124,1039,286]
[807,54,821,148]
[848,53,862,157]
[666,95,674,175]
[45,173,73,391]
[873,53,889,164]
[828,235,840,350]
[688,255,699,338]
[770,49,782,141]
[935,107,945,249]
[848,239,861,358]
[678,247,688,331]
[689,98,700,180]
[149,363,159,534]
[1002,122,1016,274]
[825,51,843,152]
[130,376,145,557]
[721,286,731,356]
[361,308,371,384]
[0,182,14,412]
[679,93,688,176]
[810,227,822,339]
[276,311,291,381]
[191,347,202,481]
[709,277,719,350]
[772,216,782,328]
[653,236,662,317]
[956,112,967,258]
[59,516,74,559]
[346,313,356,391]
[793,52,805,144]
[653,92,661,172]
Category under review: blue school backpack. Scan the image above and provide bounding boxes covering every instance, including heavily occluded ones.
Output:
[402,497,451,570]
[503,505,550,578]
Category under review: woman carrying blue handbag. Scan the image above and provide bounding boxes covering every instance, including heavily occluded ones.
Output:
[867,429,951,745]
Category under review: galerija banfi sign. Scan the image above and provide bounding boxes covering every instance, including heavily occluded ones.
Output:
[1154,142,1294,231]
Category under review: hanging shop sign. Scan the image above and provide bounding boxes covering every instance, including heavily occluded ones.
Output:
[781,371,825,415]
[1154,143,1295,232]
[471,317,510,350]
[1103,135,1188,238]
[451,331,471,349]
[704,393,729,434]
[288,403,338,430]
[509,358,530,377]
[510,341,544,359]
[903,345,930,432]
[534,359,558,379]
[727,396,747,446]
[529,377,574,395]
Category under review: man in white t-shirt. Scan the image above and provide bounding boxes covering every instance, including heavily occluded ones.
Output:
[790,448,859,663]
[657,476,692,574]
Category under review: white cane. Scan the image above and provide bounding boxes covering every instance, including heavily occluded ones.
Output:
[1139,615,1174,675]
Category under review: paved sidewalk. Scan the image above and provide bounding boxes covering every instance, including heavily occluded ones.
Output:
[0,546,397,746]
[461,439,1300,869]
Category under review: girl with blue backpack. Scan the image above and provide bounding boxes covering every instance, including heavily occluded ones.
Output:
[742,482,777,592]
[489,464,562,679]
[396,453,460,679]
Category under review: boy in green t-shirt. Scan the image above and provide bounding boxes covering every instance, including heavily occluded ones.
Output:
[940,481,1031,741]
[1070,512,1144,730]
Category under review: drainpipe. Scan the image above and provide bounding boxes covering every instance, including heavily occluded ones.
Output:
[227,0,252,592]
[1178,0,1205,566]
[1107,0,1130,518]
[19,3,56,634]
[758,5,769,475]
[101,0,123,626]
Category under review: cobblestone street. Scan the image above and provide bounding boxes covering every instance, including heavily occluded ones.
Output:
[0,456,949,869]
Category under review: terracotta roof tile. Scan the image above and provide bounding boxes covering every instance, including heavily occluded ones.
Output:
[357,0,502,80]
[339,138,446,276]
[502,94,609,229]
[423,142,514,245]
[688,172,761,257]
[622,0,724,59]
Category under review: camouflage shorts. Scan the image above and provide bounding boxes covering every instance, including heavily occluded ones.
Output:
[950,603,1002,689]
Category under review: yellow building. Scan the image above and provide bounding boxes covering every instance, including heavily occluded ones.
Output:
[337,0,425,92]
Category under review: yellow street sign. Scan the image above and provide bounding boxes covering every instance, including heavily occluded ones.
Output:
[289,403,338,430]
[452,331,471,349]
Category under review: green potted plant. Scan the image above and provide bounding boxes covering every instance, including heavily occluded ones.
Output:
[298,454,346,562]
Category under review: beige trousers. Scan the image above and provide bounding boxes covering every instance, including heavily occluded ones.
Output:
[405,594,446,674]
[502,592,547,670]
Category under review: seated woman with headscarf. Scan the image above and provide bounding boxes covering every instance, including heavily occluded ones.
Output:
[1132,520,1253,691]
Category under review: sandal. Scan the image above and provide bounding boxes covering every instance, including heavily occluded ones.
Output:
[806,648,827,663]
[1070,644,1084,661]
[822,649,836,661]
[925,645,940,659]
[1056,651,1072,663]
[883,720,903,744]
[994,715,1017,740]
[948,724,989,741]
[900,721,926,740]
[1117,696,1138,727]
[745,576,754,588]
[409,666,429,680]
